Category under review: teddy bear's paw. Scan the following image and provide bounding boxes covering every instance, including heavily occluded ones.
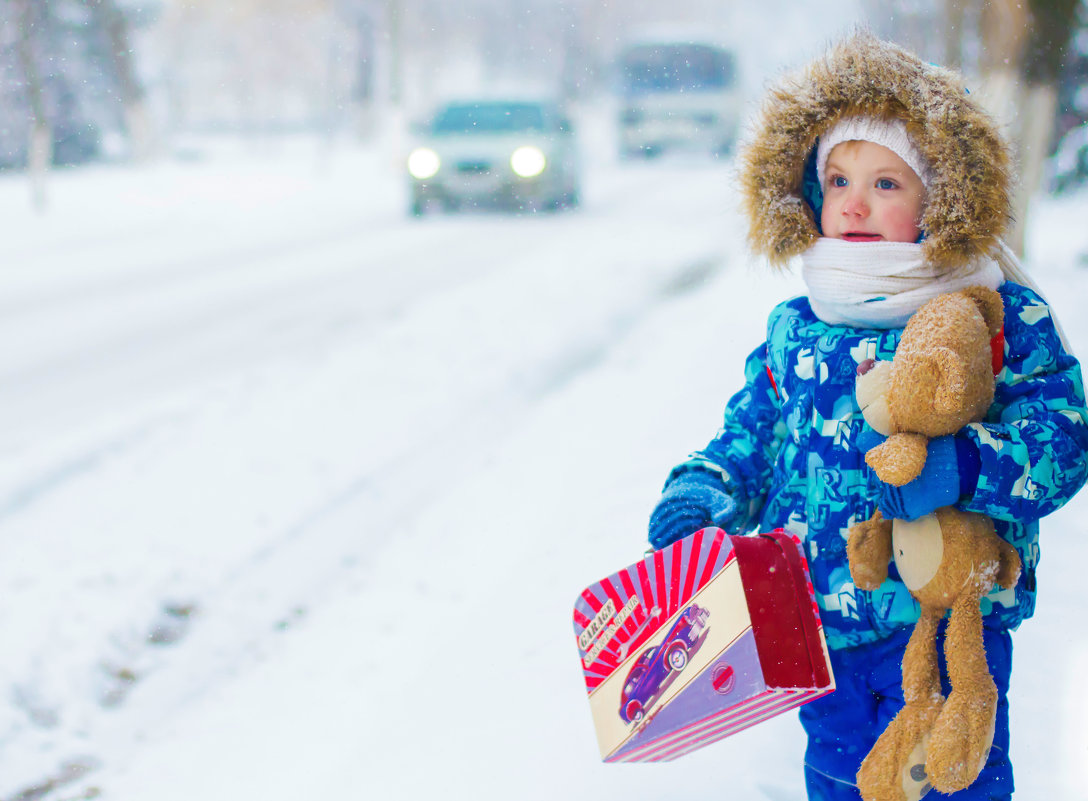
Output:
[899,736,934,801]
[925,690,997,794]
[865,434,929,487]
[860,734,934,801]
[858,747,909,801]
[858,707,937,801]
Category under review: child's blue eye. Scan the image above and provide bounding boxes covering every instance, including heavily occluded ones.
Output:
[876,178,897,190]
[831,175,847,188]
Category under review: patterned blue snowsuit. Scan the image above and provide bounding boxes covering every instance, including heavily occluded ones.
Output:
[667,281,1088,797]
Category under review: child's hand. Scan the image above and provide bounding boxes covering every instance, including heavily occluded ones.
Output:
[648,469,740,550]
[865,435,980,521]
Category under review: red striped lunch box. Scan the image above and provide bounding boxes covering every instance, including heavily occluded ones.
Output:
[573,528,835,762]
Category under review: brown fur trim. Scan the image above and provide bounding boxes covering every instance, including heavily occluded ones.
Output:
[739,32,1012,269]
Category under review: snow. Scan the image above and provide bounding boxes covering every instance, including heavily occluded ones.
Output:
[2,105,1088,801]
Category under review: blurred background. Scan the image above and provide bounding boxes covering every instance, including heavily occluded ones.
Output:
[2,0,1088,240]
[6,2,1088,801]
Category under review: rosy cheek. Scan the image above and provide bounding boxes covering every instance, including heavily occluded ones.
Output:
[820,200,839,235]
[881,205,922,241]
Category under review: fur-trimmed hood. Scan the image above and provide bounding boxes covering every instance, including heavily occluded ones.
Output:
[739,32,1012,269]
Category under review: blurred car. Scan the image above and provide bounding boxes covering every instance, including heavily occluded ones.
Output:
[615,37,741,159]
[406,98,581,215]
[618,603,709,724]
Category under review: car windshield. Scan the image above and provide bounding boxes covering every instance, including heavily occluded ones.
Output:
[621,44,735,94]
[431,102,548,134]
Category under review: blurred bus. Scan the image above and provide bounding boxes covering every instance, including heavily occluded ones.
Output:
[616,39,741,159]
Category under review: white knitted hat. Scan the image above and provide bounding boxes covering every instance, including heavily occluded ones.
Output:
[816,116,931,188]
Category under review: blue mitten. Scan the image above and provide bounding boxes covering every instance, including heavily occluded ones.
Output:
[648,469,740,550]
[866,434,982,522]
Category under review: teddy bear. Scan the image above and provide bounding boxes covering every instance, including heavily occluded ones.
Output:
[846,286,1022,801]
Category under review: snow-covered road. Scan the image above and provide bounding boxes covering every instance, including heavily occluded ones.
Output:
[2,125,1088,801]
[0,129,747,798]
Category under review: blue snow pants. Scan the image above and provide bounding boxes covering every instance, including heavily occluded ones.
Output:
[799,623,1014,801]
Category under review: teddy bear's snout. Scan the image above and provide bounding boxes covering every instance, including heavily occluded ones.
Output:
[857,359,877,377]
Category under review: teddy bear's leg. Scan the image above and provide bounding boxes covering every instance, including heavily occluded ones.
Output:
[925,591,998,794]
[857,607,944,801]
[848,511,894,591]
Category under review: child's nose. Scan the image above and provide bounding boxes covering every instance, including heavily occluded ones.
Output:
[843,194,869,217]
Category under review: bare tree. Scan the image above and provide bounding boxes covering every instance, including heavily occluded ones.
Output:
[1013,0,1081,252]
[975,1,1030,254]
[88,0,154,160]
[966,0,1079,255]
[873,1,1079,256]
[151,0,364,136]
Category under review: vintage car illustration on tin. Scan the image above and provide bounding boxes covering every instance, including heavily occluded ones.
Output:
[619,603,710,724]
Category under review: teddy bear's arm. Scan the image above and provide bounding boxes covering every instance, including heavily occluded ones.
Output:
[865,433,929,486]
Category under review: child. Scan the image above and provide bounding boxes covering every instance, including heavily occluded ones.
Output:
[647,33,1088,801]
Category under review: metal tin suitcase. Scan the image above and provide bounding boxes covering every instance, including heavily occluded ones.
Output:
[574,527,835,762]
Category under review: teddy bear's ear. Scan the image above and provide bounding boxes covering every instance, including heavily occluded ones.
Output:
[958,285,1005,339]
[898,346,967,415]
[929,346,969,414]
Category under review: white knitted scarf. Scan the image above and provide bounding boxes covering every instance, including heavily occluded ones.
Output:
[801,238,1005,328]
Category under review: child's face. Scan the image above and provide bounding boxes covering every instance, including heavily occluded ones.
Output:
[820,140,926,243]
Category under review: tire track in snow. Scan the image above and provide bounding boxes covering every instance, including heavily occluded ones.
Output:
[3,248,730,801]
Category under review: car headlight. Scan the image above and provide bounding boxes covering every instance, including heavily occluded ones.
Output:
[408,148,440,180]
[510,146,546,178]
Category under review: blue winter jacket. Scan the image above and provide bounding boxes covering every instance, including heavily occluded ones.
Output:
[668,281,1088,650]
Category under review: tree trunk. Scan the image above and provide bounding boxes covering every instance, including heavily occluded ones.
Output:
[943,0,969,70]
[387,0,403,108]
[975,0,1029,128]
[15,0,49,212]
[1007,83,1058,255]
